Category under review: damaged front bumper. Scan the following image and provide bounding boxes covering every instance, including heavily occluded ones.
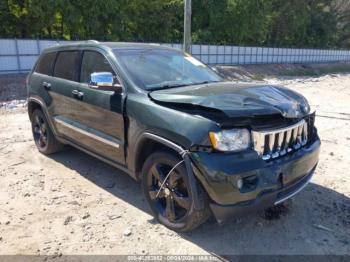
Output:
[190,135,321,223]
[210,168,315,223]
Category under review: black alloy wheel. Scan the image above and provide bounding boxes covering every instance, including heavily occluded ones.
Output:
[148,161,192,223]
[33,112,48,149]
[142,151,210,232]
[31,109,63,154]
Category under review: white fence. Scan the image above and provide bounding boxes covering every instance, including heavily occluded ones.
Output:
[1,38,350,74]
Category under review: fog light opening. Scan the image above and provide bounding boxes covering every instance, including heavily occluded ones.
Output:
[240,175,259,192]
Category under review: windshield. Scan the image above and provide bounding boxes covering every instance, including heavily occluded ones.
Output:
[114,48,222,90]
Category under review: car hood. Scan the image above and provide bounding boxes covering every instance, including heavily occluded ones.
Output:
[149,82,310,118]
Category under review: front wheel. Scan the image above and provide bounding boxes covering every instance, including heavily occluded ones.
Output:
[142,151,210,232]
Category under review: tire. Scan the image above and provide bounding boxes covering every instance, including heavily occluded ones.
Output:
[142,151,210,232]
[31,109,64,155]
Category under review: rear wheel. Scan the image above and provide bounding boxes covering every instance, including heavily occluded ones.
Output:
[31,109,63,154]
[142,151,210,232]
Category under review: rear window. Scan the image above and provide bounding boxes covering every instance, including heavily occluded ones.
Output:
[53,51,79,81]
[35,52,56,75]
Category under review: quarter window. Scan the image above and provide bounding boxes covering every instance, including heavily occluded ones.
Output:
[80,51,115,83]
[35,52,56,75]
[53,51,79,81]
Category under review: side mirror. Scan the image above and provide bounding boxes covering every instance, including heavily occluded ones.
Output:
[89,72,122,93]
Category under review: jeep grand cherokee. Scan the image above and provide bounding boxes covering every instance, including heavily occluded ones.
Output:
[26,41,320,232]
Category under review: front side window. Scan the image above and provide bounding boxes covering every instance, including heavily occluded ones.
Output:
[53,51,79,81]
[35,52,56,75]
[80,51,115,83]
[114,49,222,90]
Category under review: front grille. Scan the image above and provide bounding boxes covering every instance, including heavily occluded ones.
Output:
[252,119,309,160]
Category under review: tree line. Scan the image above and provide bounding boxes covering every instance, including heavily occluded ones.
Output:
[0,0,349,48]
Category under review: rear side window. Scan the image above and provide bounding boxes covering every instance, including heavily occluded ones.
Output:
[80,51,115,83]
[35,52,56,75]
[53,51,79,81]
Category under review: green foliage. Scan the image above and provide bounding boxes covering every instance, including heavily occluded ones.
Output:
[0,0,348,48]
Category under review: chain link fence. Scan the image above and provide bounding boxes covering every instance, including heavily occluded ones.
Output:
[1,38,350,74]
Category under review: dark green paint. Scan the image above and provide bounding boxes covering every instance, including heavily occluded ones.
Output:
[27,42,321,220]
[149,82,310,119]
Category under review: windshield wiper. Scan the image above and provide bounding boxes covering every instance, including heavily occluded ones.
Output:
[190,80,221,86]
[147,80,221,91]
[147,83,193,91]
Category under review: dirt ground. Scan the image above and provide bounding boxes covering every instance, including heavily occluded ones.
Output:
[0,72,349,257]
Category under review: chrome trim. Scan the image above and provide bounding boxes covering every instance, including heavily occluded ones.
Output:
[284,129,291,151]
[254,119,306,135]
[140,132,186,154]
[252,119,308,160]
[54,117,120,149]
[274,172,313,205]
[277,132,284,150]
[302,122,308,145]
[268,134,274,152]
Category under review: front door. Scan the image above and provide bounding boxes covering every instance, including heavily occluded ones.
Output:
[73,50,125,164]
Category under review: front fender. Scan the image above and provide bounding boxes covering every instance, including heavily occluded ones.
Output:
[126,93,219,172]
[126,93,219,147]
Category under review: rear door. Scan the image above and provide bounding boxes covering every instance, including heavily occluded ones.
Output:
[48,50,83,140]
[74,50,125,164]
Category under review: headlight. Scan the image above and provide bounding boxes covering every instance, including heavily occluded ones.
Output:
[209,129,251,152]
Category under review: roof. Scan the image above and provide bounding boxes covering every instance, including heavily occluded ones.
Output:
[43,40,179,53]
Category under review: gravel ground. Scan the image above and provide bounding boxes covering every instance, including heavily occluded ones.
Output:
[0,73,349,256]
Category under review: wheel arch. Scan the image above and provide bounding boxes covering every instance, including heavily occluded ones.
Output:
[133,133,184,181]
[28,98,44,122]
[132,132,203,210]
[27,96,59,138]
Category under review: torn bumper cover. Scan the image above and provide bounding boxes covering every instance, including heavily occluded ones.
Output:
[190,135,320,223]
[210,168,315,223]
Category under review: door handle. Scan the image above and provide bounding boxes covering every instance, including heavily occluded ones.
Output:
[72,90,84,99]
[42,82,51,90]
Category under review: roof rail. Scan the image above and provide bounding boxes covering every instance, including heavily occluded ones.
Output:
[86,40,99,43]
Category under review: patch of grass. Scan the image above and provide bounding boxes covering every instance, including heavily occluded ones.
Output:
[317,64,350,75]
[251,74,265,81]
[281,63,350,77]
[219,63,350,80]
[282,68,317,76]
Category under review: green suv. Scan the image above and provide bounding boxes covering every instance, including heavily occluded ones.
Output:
[27,41,320,232]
